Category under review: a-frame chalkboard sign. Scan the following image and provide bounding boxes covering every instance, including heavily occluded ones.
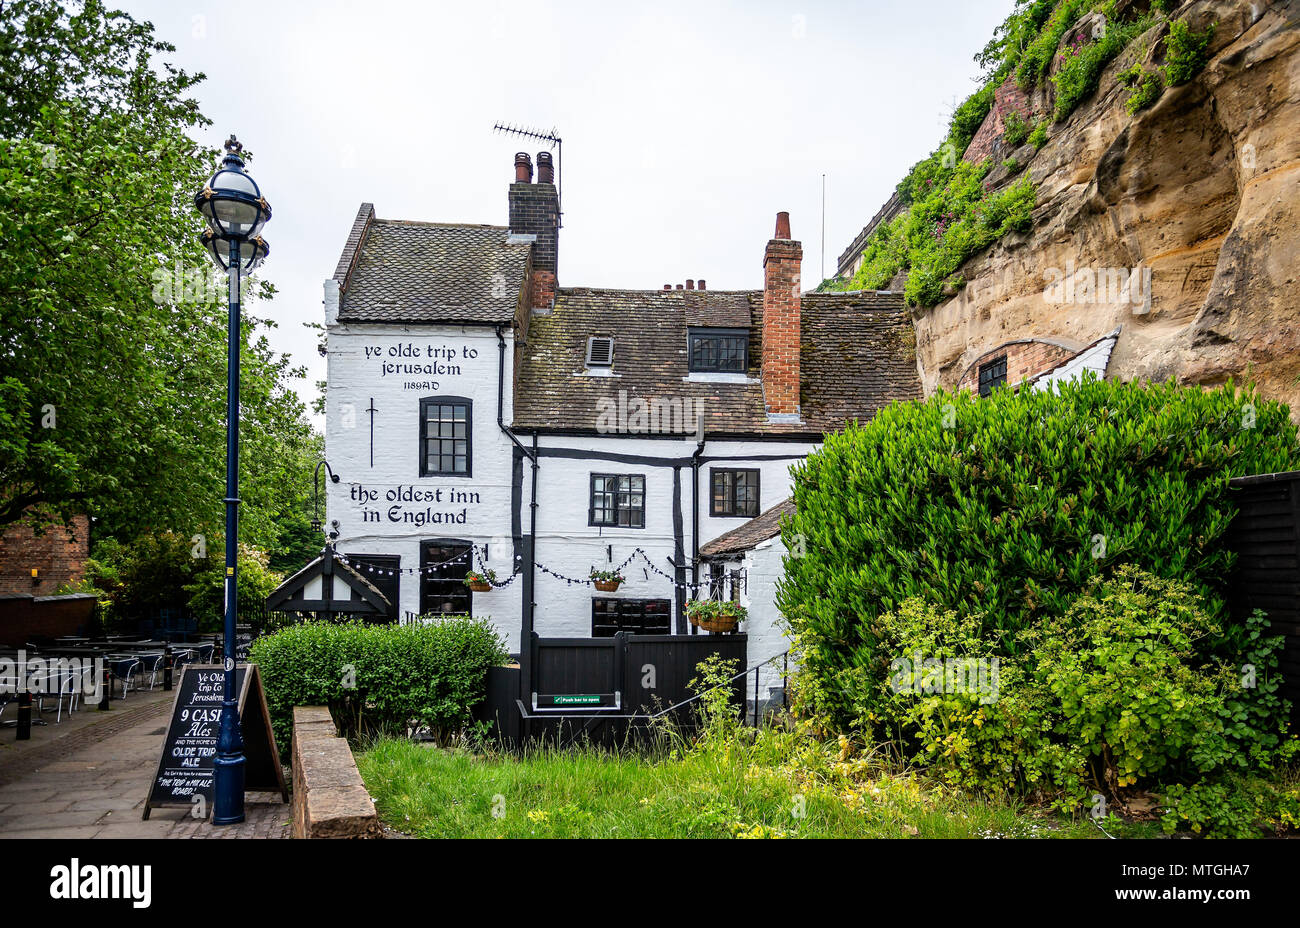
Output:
[142,664,288,820]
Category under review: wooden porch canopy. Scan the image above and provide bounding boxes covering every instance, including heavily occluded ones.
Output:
[265,546,391,618]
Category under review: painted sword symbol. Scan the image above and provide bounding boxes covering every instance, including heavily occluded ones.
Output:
[367,397,377,467]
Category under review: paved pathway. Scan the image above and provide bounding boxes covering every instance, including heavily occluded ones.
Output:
[0,689,289,839]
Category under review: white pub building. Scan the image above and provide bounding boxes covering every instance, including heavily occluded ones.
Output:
[292,151,928,705]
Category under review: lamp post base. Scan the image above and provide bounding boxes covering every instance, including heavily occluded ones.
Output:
[212,753,247,825]
[212,697,246,825]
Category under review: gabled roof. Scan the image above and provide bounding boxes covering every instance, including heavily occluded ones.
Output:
[700,499,796,557]
[266,548,391,615]
[511,288,921,435]
[335,215,530,325]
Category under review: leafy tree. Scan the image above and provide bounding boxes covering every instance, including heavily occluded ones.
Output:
[0,1,319,569]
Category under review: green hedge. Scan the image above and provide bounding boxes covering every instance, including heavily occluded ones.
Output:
[250,618,508,752]
[778,377,1300,693]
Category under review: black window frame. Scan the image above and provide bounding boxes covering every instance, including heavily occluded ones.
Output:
[978,356,1008,398]
[419,396,472,477]
[710,467,761,518]
[591,598,672,637]
[688,327,749,374]
[418,539,473,618]
[589,473,646,529]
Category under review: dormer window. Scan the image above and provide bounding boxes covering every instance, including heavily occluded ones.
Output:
[586,336,614,368]
[688,327,748,373]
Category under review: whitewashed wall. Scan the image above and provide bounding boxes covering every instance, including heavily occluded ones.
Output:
[324,315,820,665]
[742,538,794,697]
[694,440,814,545]
[527,435,815,641]
[325,322,523,651]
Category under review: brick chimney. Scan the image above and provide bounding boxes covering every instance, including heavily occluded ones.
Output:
[762,211,802,421]
[509,152,559,310]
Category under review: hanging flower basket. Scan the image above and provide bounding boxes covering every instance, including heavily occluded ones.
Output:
[590,569,625,593]
[464,569,496,593]
[685,599,747,634]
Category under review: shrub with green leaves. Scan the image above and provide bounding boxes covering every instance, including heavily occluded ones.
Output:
[844,158,1036,307]
[790,570,1297,828]
[1160,773,1300,838]
[1213,608,1298,770]
[249,618,508,752]
[1025,567,1229,789]
[1051,12,1155,122]
[1002,111,1030,147]
[1124,67,1164,113]
[1015,0,1094,87]
[1164,18,1215,86]
[779,377,1299,701]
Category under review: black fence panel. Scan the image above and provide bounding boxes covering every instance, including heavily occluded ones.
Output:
[1225,471,1300,723]
[625,634,749,714]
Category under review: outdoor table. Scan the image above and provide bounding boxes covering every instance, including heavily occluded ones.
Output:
[41,647,111,658]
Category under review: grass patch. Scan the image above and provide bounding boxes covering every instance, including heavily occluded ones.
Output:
[357,730,1162,839]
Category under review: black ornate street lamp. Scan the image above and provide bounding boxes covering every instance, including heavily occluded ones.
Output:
[194,135,271,826]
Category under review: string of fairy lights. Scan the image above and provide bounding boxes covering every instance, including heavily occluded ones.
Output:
[337,543,739,594]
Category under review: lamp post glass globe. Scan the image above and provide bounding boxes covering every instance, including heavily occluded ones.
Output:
[194,136,271,241]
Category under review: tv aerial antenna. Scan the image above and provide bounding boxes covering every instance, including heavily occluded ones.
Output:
[493,122,563,228]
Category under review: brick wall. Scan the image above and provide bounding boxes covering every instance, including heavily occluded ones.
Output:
[530,269,557,312]
[509,178,560,311]
[964,79,1033,165]
[762,234,803,418]
[0,513,90,596]
[958,340,1077,393]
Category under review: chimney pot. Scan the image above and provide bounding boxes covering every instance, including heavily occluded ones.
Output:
[663,284,672,290]
[514,152,533,183]
[698,279,707,290]
[676,284,684,290]
[774,211,791,240]
[536,151,554,184]
[685,279,695,290]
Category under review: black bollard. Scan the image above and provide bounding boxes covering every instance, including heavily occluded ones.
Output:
[15,691,31,740]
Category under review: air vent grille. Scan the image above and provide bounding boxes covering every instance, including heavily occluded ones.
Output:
[586,336,614,367]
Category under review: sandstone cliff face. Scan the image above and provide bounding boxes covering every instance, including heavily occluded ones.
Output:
[915,0,1300,413]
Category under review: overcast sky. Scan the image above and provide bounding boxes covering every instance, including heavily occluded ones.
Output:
[115,0,1014,428]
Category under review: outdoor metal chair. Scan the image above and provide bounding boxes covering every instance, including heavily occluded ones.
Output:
[107,656,140,699]
[43,665,82,722]
[137,652,166,690]
[171,649,195,679]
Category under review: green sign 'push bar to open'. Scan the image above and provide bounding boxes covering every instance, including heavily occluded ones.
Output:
[532,691,621,711]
